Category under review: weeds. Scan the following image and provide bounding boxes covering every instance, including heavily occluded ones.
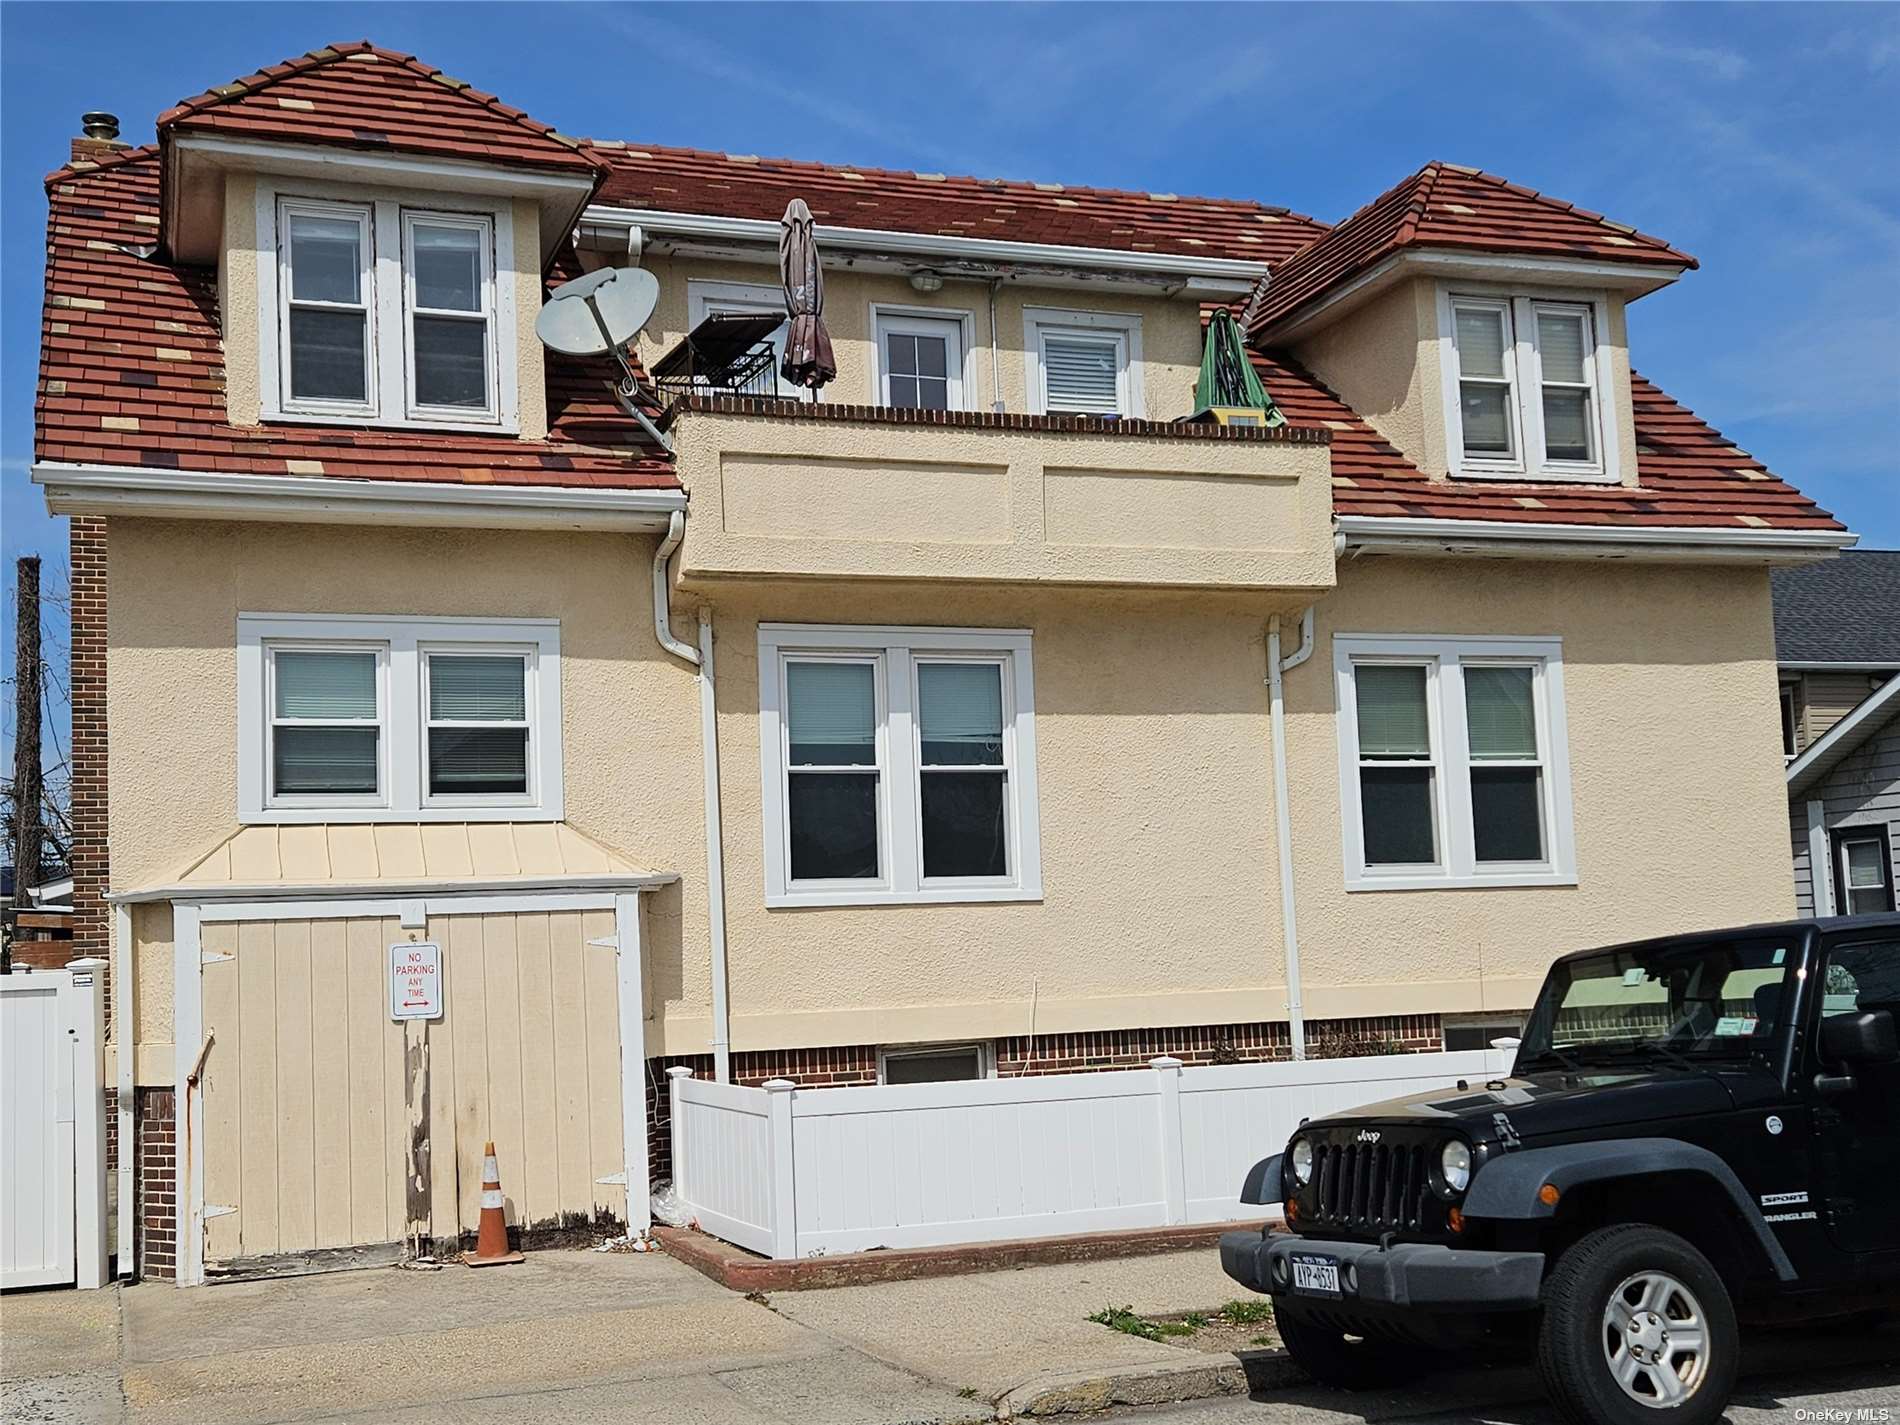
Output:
[1216,1298,1275,1325]
[1087,1305,1196,1342]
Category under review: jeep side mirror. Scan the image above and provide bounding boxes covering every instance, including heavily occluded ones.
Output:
[1822,1010,1899,1066]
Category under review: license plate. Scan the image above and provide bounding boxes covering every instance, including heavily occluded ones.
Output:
[1290,1253,1341,1297]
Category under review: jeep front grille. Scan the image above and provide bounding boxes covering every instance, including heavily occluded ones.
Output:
[1310,1140,1429,1231]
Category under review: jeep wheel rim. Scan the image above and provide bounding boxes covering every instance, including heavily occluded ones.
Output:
[1600,1270,1710,1408]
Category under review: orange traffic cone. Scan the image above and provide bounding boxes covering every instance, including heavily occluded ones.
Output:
[461,1141,524,1267]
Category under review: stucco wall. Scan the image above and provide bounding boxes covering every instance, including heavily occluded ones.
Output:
[109,520,1792,1069]
[629,255,1206,421]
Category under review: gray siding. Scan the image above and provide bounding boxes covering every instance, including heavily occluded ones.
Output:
[1788,720,1900,915]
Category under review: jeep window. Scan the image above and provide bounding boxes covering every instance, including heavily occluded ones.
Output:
[1820,940,1900,1023]
[1518,938,1796,1063]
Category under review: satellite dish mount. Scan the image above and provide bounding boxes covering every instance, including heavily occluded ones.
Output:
[535,267,672,453]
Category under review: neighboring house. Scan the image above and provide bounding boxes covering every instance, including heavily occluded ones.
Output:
[1777,552,1900,916]
[31,42,1855,1283]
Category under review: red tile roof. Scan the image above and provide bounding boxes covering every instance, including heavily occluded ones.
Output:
[1254,350,1841,531]
[589,143,1325,264]
[1252,162,1697,334]
[36,149,674,490]
[158,41,605,177]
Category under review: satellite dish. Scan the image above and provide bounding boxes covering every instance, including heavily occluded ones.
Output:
[536,266,660,356]
[537,266,672,451]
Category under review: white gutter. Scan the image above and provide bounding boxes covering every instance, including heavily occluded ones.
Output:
[648,516,733,1083]
[1266,607,1315,1060]
[1336,515,1857,564]
[113,903,134,1279]
[34,463,686,533]
[584,204,1269,290]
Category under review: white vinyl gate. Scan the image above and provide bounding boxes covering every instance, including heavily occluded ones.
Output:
[0,962,109,1290]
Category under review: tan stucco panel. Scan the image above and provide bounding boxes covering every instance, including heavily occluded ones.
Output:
[221,173,261,428]
[513,196,548,440]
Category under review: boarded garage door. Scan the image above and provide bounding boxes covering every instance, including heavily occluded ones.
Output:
[198,909,626,1269]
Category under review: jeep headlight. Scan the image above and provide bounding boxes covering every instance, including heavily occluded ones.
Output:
[1439,1140,1472,1195]
[1289,1138,1314,1187]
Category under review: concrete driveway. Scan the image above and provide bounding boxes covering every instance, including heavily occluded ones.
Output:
[2,1252,983,1425]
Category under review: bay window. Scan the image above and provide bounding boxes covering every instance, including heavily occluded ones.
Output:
[1441,289,1614,481]
[1335,635,1575,889]
[240,614,560,822]
[759,625,1041,906]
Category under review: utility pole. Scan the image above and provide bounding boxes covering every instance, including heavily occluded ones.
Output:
[10,556,44,972]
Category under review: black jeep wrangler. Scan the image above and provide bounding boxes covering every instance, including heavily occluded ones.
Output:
[1221,915,1900,1425]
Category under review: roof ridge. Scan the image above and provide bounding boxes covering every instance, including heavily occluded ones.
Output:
[156,39,605,169]
[43,142,161,189]
[583,136,1319,223]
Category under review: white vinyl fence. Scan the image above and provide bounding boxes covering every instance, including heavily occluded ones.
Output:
[667,1047,1513,1260]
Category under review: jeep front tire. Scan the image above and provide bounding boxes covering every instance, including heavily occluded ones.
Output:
[1536,1224,1738,1425]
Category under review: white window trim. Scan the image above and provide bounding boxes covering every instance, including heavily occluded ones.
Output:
[274,198,377,420]
[1437,285,1619,484]
[876,1041,996,1084]
[419,643,540,812]
[758,624,1042,908]
[400,209,500,423]
[263,640,391,811]
[256,177,518,433]
[869,303,974,412]
[685,279,808,401]
[1333,634,1576,891]
[238,613,561,823]
[1023,305,1145,418]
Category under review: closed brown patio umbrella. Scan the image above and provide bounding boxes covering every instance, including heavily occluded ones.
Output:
[779,198,836,391]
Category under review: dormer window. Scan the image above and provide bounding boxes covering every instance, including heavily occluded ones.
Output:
[260,185,515,432]
[1440,289,1615,483]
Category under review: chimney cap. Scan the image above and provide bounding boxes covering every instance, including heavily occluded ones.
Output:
[80,112,120,141]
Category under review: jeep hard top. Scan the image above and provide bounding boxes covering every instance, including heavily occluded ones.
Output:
[1221,914,1900,1425]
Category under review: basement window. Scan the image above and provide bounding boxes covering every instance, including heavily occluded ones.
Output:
[240,614,560,823]
[879,1042,994,1085]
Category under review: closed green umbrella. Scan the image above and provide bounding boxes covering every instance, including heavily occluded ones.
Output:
[1194,308,1283,425]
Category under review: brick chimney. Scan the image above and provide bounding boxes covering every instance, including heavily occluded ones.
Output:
[71,111,127,163]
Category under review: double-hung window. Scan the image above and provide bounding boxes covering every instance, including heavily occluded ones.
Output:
[1442,290,1612,481]
[1335,635,1575,890]
[873,309,966,411]
[760,625,1041,906]
[1832,828,1895,915]
[1025,308,1142,417]
[265,187,511,429]
[240,614,560,822]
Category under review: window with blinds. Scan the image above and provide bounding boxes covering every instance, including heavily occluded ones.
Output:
[760,626,1040,905]
[270,648,382,799]
[1337,636,1573,890]
[1027,310,1138,417]
[1446,292,1606,479]
[425,652,530,799]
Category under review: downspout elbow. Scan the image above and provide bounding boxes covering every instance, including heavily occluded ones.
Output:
[652,512,700,667]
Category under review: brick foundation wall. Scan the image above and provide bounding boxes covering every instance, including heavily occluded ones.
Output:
[646,1044,879,1185]
[136,1086,176,1280]
[69,518,110,1022]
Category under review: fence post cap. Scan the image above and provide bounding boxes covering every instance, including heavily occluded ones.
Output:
[665,1066,695,1080]
[762,1078,796,1092]
[1150,1055,1185,1070]
[65,956,109,971]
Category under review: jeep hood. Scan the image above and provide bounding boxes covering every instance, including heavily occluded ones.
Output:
[1303,1068,1736,1142]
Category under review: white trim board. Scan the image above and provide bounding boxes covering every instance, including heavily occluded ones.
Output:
[1786,673,1900,797]
[32,463,684,531]
[1336,515,1857,564]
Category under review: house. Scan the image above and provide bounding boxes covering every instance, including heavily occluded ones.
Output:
[31,42,1854,1284]
[1777,552,1900,916]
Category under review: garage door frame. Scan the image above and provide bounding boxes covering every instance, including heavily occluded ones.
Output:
[168,884,654,1287]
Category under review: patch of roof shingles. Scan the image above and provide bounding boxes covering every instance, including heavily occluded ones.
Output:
[158,41,605,175]
[36,152,672,489]
[1252,162,1696,333]
[588,143,1325,264]
[1253,349,1840,531]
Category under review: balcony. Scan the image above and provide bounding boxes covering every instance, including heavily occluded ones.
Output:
[667,398,1336,592]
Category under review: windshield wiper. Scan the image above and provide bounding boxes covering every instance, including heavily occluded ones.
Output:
[1518,1045,1585,1074]
[1595,1038,1700,1071]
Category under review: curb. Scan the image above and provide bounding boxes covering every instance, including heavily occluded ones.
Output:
[1000,1349,1304,1417]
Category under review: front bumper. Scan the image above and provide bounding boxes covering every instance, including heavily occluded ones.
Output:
[1220,1230,1545,1312]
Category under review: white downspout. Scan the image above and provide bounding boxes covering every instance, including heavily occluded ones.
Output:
[1267,607,1314,1059]
[650,514,733,1082]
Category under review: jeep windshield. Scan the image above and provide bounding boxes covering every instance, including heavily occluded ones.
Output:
[1516,935,1796,1067]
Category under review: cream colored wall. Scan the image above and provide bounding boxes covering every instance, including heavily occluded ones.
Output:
[673,410,1335,591]
[216,178,547,435]
[110,519,1792,1067]
[107,519,707,1080]
[1290,277,1639,484]
[629,255,1206,420]
[199,909,624,1260]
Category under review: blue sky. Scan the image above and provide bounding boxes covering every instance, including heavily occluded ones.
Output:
[3,1,1896,771]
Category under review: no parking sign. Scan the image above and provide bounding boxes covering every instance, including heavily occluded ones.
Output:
[389,941,443,1021]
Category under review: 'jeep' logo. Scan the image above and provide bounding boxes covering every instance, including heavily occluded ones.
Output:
[1356,1129,1382,1144]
